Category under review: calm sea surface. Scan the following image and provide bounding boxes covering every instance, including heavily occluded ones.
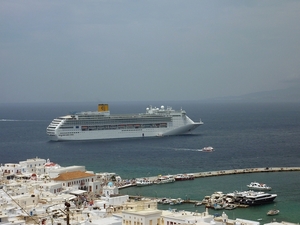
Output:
[1,101,300,223]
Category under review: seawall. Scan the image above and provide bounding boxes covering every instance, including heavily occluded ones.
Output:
[135,167,300,182]
[192,167,300,178]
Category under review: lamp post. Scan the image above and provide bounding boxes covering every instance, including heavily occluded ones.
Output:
[65,202,71,225]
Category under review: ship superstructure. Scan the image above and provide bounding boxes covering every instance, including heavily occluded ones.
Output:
[46,104,203,141]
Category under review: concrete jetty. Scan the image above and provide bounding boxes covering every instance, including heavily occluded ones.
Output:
[138,166,300,182]
[119,167,300,189]
[120,167,300,206]
[191,166,300,178]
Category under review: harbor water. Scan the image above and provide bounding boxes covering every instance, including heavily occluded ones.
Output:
[1,101,300,223]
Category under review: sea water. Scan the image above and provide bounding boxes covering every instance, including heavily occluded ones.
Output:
[0,101,300,223]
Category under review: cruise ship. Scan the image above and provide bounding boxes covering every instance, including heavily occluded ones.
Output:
[46,104,203,141]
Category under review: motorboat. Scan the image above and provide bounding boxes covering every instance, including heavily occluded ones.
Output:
[174,174,194,181]
[247,182,272,191]
[267,209,279,216]
[161,198,172,204]
[136,179,153,186]
[213,203,227,210]
[225,204,237,210]
[201,146,214,152]
[169,198,184,205]
[194,201,203,206]
[155,175,175,184]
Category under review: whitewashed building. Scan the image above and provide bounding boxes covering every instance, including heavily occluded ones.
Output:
[122,200,162,225]
[53,170,101,194]
[19,157,46,174]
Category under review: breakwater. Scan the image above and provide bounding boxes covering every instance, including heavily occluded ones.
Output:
[119,167,300,189]
[141,166,300,182]
[191,166,300,178]
[124,167,300,209]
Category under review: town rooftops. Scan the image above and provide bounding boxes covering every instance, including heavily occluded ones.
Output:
[53,171,95,181]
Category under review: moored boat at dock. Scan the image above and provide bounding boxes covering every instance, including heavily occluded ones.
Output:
[174,173,194,181]
[201,190,277,209]
[155,175,175,184]
[247,182,272,191]
[170,198,184,205]
[225,204,237,210]
[136,179,153,186]
[239,192,277,205]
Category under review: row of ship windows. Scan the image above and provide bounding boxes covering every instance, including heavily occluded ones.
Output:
[57,128,146,136]
[81,123,167,131]
[59,123,168,131]
[70,115,172,119]
[64,118,171,125]
[59,133,78,136]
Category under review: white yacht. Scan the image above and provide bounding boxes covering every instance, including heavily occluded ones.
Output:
[155,175,175,184]
[240,191,277,205]
[136,179,153,186]
[247,182,272,191]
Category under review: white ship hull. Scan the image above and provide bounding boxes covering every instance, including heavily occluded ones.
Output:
[48,123,202,141]
[47,104,203,141]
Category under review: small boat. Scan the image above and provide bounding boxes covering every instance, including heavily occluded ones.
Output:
[267,209,279,216]
[213,203,226,210]
[155,175,175,184]
[247,182,272,191]
[157,198,168,204]
[225,204,237,210]
[201,146,214,152]
[136,179,153,186]
[169,198,184,205]
[174,174,194,181]
[161,198,172,204]
[194,201,202,206]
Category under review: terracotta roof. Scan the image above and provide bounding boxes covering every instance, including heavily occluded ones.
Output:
[53,171,95,181]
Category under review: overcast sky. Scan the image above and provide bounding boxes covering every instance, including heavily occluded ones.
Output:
[1,0,300,103]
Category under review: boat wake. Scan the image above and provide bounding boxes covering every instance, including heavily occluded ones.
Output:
[0,119,20,122]
[174,148,203,152]
[0,119,42,122]
[174,146,214,152]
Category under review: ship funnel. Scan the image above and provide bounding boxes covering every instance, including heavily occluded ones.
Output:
[98,104,109,112]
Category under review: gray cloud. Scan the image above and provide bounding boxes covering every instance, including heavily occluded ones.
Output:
[1,0,300,103]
